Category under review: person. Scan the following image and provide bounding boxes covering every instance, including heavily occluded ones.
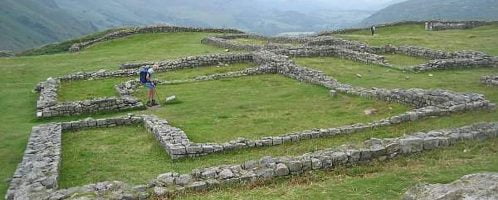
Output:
[371,26,376,36]
[140,64,159,106]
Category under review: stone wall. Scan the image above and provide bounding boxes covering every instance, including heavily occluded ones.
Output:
[270,46,389,66]
[120,53,253,69]
[6,124,62,200]
[409,57,498,72]
[69,25,244,52]
[481,75,498,86]
[35,77,144,118]
[425,21,488,31]
[9,122,496,199]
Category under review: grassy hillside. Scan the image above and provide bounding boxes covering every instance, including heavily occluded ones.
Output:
[0,24,497,199]
[1,0,400,51]
[0,0,99,51]
[360,0,498,26]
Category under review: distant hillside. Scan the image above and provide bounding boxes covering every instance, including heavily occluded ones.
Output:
[1,0,403,52]
[360,0,498,26]
[0,0,99,52]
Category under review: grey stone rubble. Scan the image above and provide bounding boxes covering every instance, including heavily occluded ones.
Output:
[410,57,498,72]
[8,122,496,199]
[425,21,488,31]
[201,35,297,51]
[119,53,253,69]
[202,34,498,72]
[6,124,62,200]
[35,77,143,118]
[481,75,498,86]
[69,25,244,52]
[6,115,145,200]
[403,172,498,200]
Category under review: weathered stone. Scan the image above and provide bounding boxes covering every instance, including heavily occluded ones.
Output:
[274,163,290,176]
[403,172,498,200]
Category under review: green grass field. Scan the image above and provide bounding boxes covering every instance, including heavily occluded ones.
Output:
[381,53,429,69]
[58,62,256,102]
[337,24,498,56]
[0,32,231,197]
[1,24,498,199]
[134,74,407,143]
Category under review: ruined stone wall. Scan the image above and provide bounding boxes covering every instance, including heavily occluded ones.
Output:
[8,121,497,199]
[425,21,488,31]
[481,75,498,86]
[120,53,253,69]
[410,57,498,72]
[69,25,244,52]
[35,77,143,118]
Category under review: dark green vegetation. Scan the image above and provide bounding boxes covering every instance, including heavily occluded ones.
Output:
[361,0,498,26]
[1,24,497,199]
[135,75,407,143]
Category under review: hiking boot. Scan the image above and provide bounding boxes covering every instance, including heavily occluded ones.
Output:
[151,100,159,106]
[146,100,152,107]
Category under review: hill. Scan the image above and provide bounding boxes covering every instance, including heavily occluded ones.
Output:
[1,0,401,52]
[360,0,498,26]
[0,0,99,52]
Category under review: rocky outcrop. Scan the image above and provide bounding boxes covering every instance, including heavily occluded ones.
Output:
[404,173,498,200]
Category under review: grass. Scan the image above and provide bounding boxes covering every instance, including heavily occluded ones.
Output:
[0,31,230,198]
[155,62,256,81]
[381,53,429,69]
[58,77,130,102]
[134,74,408,143]
[57,62,256,102]
[58,109,497,189]
[295,56,498,102]
[337,24,498,56]
[2,23,498,198]
[180,138,498,200]
[232,38,269,46]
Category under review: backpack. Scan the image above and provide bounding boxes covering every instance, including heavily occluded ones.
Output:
[139,67,150,84]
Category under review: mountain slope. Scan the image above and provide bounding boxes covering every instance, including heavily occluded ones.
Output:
[1,0,402,52]
[360,0,498,26]
[0,0,99,51]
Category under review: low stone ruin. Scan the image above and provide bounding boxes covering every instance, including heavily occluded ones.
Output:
[425,21,488,31]
[403,173,498,200]
[7,120,497,199]
[481,75,498,86]
[69,25,244,52]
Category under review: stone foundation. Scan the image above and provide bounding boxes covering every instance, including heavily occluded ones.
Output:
[7,121,497,199]
[425,21,488,31]
[481,75,498,86]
